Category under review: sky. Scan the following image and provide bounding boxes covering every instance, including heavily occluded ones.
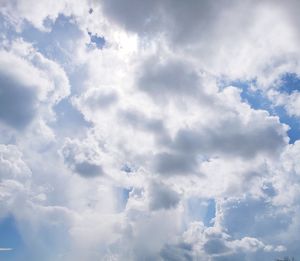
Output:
[0,1,300,260]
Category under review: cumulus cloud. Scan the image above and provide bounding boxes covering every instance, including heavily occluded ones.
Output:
[148,181,180,210]
[268,89,300,117]
[0,42,70,131]
[1,0,300,260]
[61,138,105,177]
[0,0,89,30]
[180,222,285,260]
[137,57,201,100]
[172,110,287,159]
[0,50,42,129]
[152,152,197,176]
[0,144,31,180]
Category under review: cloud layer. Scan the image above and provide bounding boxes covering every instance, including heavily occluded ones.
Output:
[1,1,300,260]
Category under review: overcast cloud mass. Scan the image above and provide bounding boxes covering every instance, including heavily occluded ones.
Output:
[1,1,300,260]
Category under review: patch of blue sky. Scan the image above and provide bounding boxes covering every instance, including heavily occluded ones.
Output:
[0,215,24,261]
[273,106,300,144]
[67,62,90,95]
[51,98,92,138]
[121,162,138,174]
[121,163,133,174]
[219,78,300,144]
[275,73,300,143]
[115,187,132,212]
[278,72,300,94]
[87,32,105,49]
[186,198,216,227]
[20,15,83,67]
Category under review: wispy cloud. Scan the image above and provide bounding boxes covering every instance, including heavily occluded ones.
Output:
[0,248,13,251]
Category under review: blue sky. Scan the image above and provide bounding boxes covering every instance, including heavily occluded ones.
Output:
[0,1,300,261]
[0,216,23,261]
[222,76,300,144]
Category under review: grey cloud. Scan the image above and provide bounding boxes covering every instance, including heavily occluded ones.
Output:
[137,58,200,99]
[148,182,180,210]
[172,116,286,159]
[152,152,197,176]
[61,139,104,178]
[81,90,118,110]
[100,0,300,91]
[218,197,292,239]
[94,92,118,108]
[100,0,233,44]
[151,111,285,177]
[0,73,37,129]
[118,109,171,145]
[119,109,165,133]
[100,0,161,34]
[172,129,203,155]
[73,161,104,177]
[72,88,118,124]
[204,238,230,255]
[160,243,193,261]
[0,49,70,130]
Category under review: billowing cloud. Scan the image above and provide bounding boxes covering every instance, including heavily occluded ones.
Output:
[148,181,180,210]
[1,1,300,260]
[61,138,105,177]
[138,57,201,99]
[0,51,42,129]
[0,44,70,131]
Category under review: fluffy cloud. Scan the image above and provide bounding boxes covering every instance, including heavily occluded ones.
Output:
[137,57,201,100]
[0,50,43,129]
[181,222,286,260]
[1,1,300,260]
[148,181,180,210]
[0,0,90,30]
[61,137,105,177]
[0,144,31,217]
[0,42,70,131]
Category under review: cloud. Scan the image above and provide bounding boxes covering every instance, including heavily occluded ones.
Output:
[0,144,32,219]
[0,0,88,30]
[61,138,105,177]
[72,88,118,123]
[0,144,31,180]
[268,89,300,117]
[181,222,285,260]
[172,108,287,159]
[0,248,13,251]
[217,196,292,239]
[148,181,180,210]
[0,50,43,129]
[152,152,197,176]
[1,0,300,260]
[0,43,70,130]
[160,243,193,261]
[137,57,201,100]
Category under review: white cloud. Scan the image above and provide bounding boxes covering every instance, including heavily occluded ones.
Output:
[268,89,300,117]
[61,137,105,178]
[0,0,90,31]
[1,1,300,260]
[0,248,13,251]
